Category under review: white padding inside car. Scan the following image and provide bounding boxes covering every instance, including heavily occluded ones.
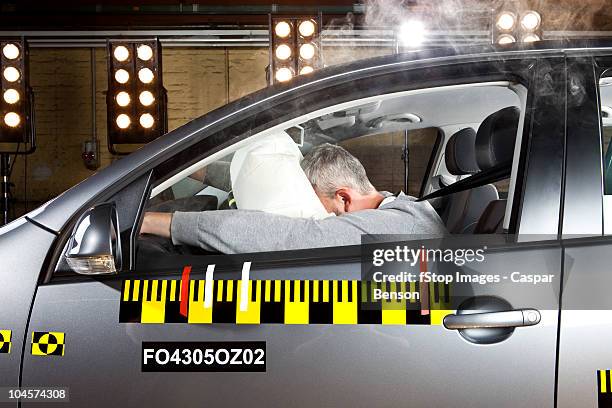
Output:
[230,131,331,219]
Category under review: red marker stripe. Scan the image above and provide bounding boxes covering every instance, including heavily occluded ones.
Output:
[180,265,192,317]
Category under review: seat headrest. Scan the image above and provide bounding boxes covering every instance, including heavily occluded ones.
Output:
[445,127,479,175]
[475,106,520,170]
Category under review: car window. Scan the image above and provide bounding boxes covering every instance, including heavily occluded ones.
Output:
[133,78,527,272]
[339,128,439,197]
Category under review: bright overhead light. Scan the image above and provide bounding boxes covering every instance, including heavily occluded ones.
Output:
[3,89,19,104]
[137,44,153,61]
[299,43,316,60]
[138,68,154,84]
[116,114,131,129]
[115,91,131,107]
[298,20,316,37]
[140,113,155,129]
[4,112,20,128]
[3,67,20,82]
[521,33,540,43]
[139,91,155,106]
[299,66,314,75]
[398,20,425,47]
[496,12,516,31]
[2,43,20,60]
[275,67,293,83]
[113,46,130,62]
[114,69,129,84]
[274,21,291,38]
[497,34,516,45]
[275,44,292,61]
[521,11,541,31]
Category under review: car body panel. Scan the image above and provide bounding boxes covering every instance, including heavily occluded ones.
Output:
[0,219,56,390]
[556,56,611,408]
[22,245,561,407]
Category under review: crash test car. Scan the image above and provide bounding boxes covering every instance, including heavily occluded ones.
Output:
[2,39,612,407]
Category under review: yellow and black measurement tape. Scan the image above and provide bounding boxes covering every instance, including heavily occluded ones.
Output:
[0,330,11,354]
[31,332,65,357]
[599,370,612,407]
[120,280,452,325]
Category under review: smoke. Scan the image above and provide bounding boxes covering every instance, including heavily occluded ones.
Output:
[532,0,611,32]
[322,0,491,66]
[322,0,612,66]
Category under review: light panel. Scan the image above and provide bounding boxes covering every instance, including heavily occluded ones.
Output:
[106,39,167,153]
[269,14,322,85]
[492,8,543,45]
[0,37,33,144]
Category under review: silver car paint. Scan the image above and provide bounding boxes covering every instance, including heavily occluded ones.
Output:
[0,220,56,391]
[20,245,561,407]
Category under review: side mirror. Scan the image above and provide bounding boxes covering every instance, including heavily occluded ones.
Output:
[65,202,122,275]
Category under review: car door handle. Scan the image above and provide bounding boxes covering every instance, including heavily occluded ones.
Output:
[443,309,541,330]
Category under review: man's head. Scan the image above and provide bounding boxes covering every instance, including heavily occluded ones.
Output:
[301,143,382,215]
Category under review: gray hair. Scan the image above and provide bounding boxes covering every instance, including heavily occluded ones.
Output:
[301,143,376,198]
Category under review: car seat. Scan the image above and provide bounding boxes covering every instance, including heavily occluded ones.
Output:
[473,106,520,233]
[441,127,499,233]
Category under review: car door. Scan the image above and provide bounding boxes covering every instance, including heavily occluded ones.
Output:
[20,52,565,407]
[556,54,612,408]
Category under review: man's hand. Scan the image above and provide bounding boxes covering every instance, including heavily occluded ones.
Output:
[140,212,173,238]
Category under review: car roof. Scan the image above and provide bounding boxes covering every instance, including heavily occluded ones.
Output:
[23,38,612,234]
[281,38,612,83]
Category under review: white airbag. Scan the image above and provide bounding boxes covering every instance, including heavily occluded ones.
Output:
[230,132,331,219]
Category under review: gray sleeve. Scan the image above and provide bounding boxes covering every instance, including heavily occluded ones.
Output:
[170,210,363,253]
[170,197,446,254]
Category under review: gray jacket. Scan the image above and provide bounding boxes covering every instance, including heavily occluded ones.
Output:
[170,193,446,253]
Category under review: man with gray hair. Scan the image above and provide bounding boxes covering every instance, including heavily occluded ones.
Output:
[301,143,385,216]
[141,143,446,253]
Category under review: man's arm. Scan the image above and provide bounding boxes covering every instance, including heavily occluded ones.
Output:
[169,209,362,253]
[140,210,340,253]
[142,197,446,254]
[140,212,173,238]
